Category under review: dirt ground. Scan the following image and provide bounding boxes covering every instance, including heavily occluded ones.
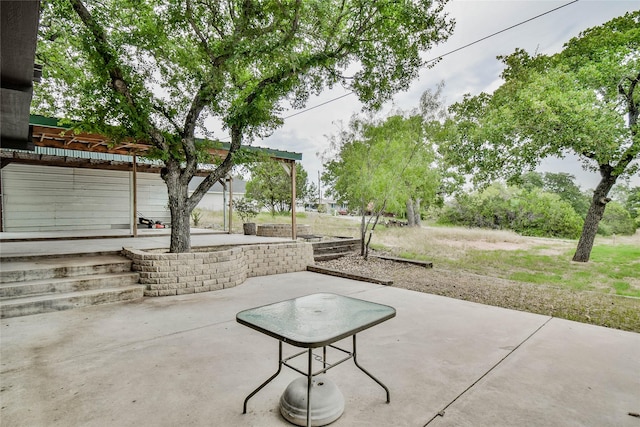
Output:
[317,252,640,333]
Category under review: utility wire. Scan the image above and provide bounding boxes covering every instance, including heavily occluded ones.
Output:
[221,0,580,139]
[285,0,579,119]
[282,92,354,120]
[423,0,579,66]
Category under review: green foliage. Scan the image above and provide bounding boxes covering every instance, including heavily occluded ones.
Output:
[34,0,454,252]
[627,187,640,223]
[36,0,454,138]
[233,198,259,223]
[322,112,441,255]
[324,114,440,213]
[611,185,640,228]
[191,208,202,227]
[441,11,640,261]
[515,189,583,238]
[438,183,583,238]
[598,201,637,236]
[542,173,591,218]
[508,172,591,218]
[245,160,310,215]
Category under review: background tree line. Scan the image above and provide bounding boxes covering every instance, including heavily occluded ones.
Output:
[320,11,639,261]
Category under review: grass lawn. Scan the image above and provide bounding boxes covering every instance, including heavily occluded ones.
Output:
[196,209,640,330]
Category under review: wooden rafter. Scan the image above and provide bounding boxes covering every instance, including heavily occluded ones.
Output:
[8,118,301,173]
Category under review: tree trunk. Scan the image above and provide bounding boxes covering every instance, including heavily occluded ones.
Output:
[413,198,422,227]
[360,201,367,256]
[406,199,415,227]
[163,161,192,253]
[364,212,381,260]
[406,198,422,227]
[572,171,617,262]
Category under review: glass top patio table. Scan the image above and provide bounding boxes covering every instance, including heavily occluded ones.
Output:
[236,292,396,348]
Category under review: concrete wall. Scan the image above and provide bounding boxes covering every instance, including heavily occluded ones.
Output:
[122,242,314,297]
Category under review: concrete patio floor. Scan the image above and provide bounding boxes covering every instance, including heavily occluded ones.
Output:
[0,228,292,258]
[2,269,639,426]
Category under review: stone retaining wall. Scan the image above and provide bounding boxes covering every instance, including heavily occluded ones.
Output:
[122,242,314,297]
[257,223,311,237]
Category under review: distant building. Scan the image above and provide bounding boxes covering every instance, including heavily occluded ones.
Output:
[188,177,247,211]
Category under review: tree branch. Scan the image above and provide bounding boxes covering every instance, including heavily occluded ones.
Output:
[187,124,243,210]
[70,0,133,108]
[179,89,209,186]
[69,0,167,151]
[186,0,218,64]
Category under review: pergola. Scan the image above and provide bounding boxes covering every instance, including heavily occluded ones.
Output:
[0,115,302,237]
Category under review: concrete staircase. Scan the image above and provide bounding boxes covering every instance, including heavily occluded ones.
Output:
[312,238,361,262]
[0,255,143,318]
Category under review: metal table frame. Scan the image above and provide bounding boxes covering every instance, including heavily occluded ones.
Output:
[236,293,396,427]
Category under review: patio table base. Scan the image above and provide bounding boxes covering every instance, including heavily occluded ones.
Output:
[280,375,344,427]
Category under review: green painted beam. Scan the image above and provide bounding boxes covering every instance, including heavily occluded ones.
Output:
[29,114,302,161]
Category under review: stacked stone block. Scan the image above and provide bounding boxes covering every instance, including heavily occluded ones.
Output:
[122,242,314,297]
[256,224,311,237]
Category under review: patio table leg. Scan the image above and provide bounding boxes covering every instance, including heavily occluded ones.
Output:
[352,334,390,403]
[306,348,312,427]
[243,341,283,414]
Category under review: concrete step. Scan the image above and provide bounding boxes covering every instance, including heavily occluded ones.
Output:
[312,239,360,249]
[0,254,143,318]
[0,272,140,298]
[311,238,359,262]
[0,255,132,283]
[0,285,145,318]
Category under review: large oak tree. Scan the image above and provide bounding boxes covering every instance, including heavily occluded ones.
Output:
[34,0,454,252]
[443,12,639,262]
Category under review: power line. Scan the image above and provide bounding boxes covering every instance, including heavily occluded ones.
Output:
[283,92,354,120]
[281,0,579,118]
[222,0,580,139]
[423,0,579,66]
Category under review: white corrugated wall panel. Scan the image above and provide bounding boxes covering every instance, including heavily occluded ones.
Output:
[1,164,169,232]
[136,173,170,225]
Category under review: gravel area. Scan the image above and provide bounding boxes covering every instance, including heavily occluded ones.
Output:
[317,253,640,333]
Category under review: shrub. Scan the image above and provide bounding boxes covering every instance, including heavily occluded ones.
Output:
[191,208,202,227]
[513,189,582,239]
[598,201,636,236]
[233,198,260,223]
[437,183,583,239]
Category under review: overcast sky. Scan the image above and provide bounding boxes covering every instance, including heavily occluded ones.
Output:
[222,1,640,192]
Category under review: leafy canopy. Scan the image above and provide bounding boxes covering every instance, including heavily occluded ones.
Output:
[443,11,640,184]
[34,0,454,252]
[245,160,311,214]
[35,0,455,147]
[324,114,438,216]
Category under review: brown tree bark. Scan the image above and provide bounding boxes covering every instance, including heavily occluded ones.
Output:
[406,198,422,227]
[406,200,415,227]
[572,170,617,262]
[162,160,192,253]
